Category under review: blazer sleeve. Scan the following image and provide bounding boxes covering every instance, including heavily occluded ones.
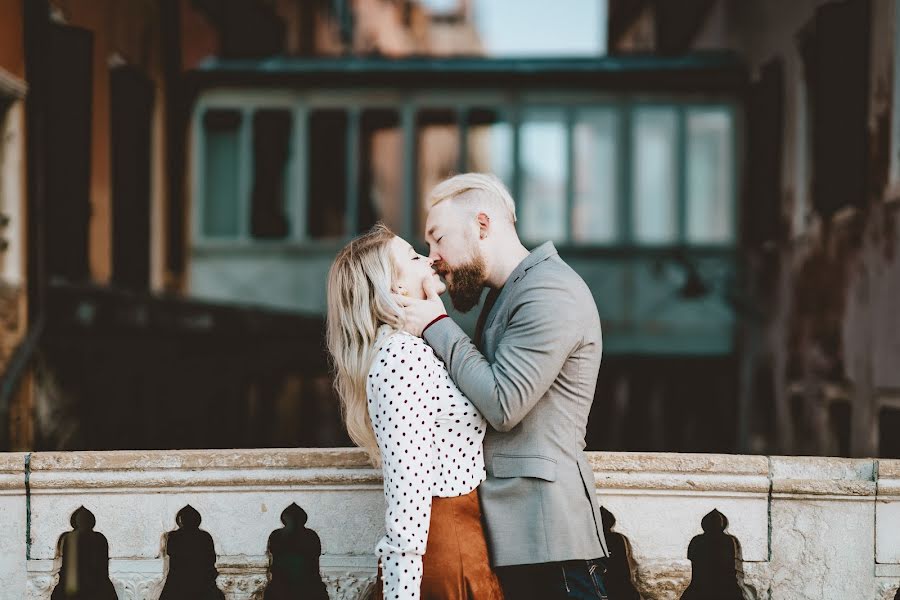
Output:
[370,340,437,600]
[423,280,580,432]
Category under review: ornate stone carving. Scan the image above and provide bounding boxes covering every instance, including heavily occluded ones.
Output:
[632,561,692,600]
[26,573,59,600]
[739,562,771,600]
[111,573,166,600]
[216,572,268,599]
[322,572,377,600]
[876,580,900,600]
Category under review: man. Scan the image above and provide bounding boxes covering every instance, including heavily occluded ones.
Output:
[395,173,610,600]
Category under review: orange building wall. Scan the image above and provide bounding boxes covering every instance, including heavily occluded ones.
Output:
[180,0,219,71]
[0,0,25,80]
[51,0,163,284]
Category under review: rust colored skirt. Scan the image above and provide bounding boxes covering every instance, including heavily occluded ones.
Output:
[372,487,505,600]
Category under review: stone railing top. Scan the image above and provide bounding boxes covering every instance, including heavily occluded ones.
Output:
[27,447,373,471]
[770,455,879,497]
[878,458,900,497]
[588,451,769,474]
[589,451,770,495]
[0,452,27,471]
[26,448,379,491]
[0,452,26,492]
[17,448,899,496]
[880,458,900,479]
[20,448,900,477]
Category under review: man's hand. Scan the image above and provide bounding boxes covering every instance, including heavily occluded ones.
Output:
[393,278,447,337]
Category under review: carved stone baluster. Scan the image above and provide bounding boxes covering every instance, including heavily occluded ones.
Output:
[599,506,641,599]
[263,503,328,600]
[160,505,225,600]
[680,509,746,600]
[50,507,118,600]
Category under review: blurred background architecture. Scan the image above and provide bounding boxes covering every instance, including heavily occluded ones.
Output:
[0,0,896,458]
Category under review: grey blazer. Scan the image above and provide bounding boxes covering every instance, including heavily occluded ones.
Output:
[423,241,609,567]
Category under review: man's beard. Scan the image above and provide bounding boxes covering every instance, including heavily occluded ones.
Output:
[435,253,487,313]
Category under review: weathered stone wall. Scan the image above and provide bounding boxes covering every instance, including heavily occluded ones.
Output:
[0,448,886,599]
[687,0,900,457]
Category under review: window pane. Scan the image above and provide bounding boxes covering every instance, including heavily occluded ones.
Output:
[308,110,347,238]
[632,107,677,244]
[359,110,403,234]
[471,0,606,56]
[202,109,241,238]
[573,109,618,243]
[519,109,567,243]
[686,108,734,243]
[251,109,291,239]
[417,108,459,235]
[467,108,513,189]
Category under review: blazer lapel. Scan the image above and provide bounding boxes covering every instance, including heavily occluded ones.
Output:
[474,287,500,349]
[478,242,559,342]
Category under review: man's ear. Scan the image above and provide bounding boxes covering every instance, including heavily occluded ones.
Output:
[476,212,490,240]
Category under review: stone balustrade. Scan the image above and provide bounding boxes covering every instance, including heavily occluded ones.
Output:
[0,448,889,599]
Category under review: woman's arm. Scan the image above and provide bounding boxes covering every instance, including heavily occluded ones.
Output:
[369,338,437,600]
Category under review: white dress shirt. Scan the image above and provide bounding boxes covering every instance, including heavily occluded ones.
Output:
[367,329,487,600]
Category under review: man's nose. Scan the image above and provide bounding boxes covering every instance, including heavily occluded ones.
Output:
[427,251,440,264]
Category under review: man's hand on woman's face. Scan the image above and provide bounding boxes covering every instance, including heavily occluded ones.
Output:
[393,278,447,337]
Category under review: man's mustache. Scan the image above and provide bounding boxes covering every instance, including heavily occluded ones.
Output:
[432,260,450,276]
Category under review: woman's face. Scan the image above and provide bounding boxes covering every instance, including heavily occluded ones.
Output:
[390,236,447,300]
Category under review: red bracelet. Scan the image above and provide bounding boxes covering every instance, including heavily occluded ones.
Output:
[422,314,449,335]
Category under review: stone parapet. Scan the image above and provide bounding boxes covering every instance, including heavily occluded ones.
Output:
[0,449,888,599]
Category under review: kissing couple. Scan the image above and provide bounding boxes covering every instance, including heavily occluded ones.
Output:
[326,173,611,600]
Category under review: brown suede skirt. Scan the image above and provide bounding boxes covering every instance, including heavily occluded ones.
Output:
[372,487,505,600]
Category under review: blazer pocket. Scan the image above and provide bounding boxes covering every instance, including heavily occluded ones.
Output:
[492,454,558,482]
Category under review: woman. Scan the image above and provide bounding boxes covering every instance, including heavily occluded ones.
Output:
[326,223,504,600]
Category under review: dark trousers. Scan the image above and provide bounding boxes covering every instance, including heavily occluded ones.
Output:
[495,557,609,600]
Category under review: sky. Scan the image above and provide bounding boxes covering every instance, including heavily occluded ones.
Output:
[421,0,607,56]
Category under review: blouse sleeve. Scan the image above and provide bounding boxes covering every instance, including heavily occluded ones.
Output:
[369,339,437,600]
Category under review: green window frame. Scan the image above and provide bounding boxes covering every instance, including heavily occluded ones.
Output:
[191,91,739,249]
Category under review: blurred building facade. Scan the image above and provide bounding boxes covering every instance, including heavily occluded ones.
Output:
[672,0,900,458]
[0,0,896,458]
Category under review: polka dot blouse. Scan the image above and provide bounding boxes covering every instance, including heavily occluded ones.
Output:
[367,329,487,600]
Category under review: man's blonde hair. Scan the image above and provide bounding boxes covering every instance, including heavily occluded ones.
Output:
[427,172,517,224]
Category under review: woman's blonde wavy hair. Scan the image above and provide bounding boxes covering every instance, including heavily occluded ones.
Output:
[326,223,404,466]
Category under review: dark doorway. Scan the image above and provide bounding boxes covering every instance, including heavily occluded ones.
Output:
[110,65,155,290]
[45,24,93,282]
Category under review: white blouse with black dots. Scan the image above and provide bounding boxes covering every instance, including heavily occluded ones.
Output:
[366,329,488,600]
